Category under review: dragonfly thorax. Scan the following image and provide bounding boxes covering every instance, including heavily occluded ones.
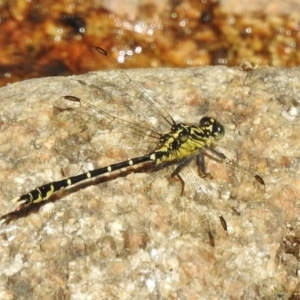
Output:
[153,118,224,164]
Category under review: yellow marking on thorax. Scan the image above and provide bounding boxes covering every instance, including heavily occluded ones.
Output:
[154,125,216,164]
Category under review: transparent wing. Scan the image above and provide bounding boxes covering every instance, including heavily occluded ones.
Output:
[77,47,174,133]
[58,94,163,156]
[143,160,227,245]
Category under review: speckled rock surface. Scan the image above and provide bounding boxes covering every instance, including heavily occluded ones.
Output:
[0,66,299,299]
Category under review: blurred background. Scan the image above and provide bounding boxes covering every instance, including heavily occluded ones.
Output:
[0,0,299,87]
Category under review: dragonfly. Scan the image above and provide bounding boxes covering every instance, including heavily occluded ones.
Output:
[0,47,264,238]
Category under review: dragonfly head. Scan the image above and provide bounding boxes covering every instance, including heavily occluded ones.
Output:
[199,117,225,141]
